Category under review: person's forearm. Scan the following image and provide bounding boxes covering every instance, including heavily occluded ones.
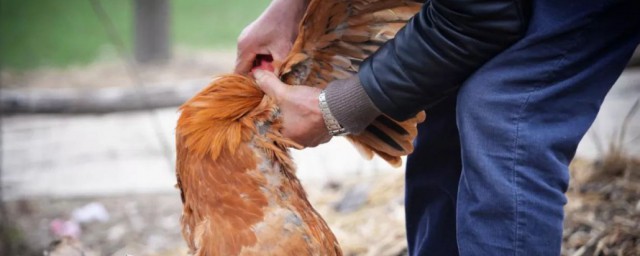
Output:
[325,76,381,134]
[265,0,310,20]
[357,0,531,121]
[262,0,310,40]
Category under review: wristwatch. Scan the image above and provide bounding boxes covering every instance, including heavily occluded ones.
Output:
[318,90,349,136]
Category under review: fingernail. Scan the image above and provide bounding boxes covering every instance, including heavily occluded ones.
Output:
[252,70,264,81]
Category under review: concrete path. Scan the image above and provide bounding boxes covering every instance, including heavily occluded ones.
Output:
[2,69,638,200]
[1,109,396,200]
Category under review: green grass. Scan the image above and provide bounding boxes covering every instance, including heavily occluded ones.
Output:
[0,0,269,70]
[173,0,269,49]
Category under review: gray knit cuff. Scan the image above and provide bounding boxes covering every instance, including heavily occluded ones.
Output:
[325,75,381,134]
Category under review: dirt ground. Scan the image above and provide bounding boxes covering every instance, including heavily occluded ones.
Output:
[3,193,186,256]
[1,173,407,256]
[2,156,639,256]
[1,51,638,255]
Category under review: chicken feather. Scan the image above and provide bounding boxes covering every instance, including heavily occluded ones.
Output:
[177,75,340,255]
[280,0,426,167]
[176,0,425,255]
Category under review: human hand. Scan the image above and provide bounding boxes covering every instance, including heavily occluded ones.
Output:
[252,69,331,148]
[235,0,309,74]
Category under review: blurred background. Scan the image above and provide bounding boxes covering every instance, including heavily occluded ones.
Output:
[0,0,638,255]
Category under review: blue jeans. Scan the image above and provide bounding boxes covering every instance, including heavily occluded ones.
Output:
[404,1,640,255]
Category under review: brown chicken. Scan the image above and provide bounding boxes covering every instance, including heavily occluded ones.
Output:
[176,0,425,255]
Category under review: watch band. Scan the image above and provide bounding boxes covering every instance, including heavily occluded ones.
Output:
[318,90,349,136]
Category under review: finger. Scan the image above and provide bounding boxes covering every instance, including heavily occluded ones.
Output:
[270,43,292,73]
[236,48,272,74]
[270,43,290,63]
[287,139,304,150]
[310,135,331,148]
[253,69,287,100]
[320,134,331,144]
[234,51,255,75]
[234,31,252,74]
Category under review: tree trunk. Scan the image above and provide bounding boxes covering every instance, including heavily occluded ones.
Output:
[0,79,208,114]
[134,0,171,64]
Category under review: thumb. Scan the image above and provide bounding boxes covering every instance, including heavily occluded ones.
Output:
[253,69,287,100]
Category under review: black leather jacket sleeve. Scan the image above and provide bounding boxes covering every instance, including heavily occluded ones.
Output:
[358,0,531,121]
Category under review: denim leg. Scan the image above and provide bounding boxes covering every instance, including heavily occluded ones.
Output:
[454,1,640,255]
[406,95,461,256]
